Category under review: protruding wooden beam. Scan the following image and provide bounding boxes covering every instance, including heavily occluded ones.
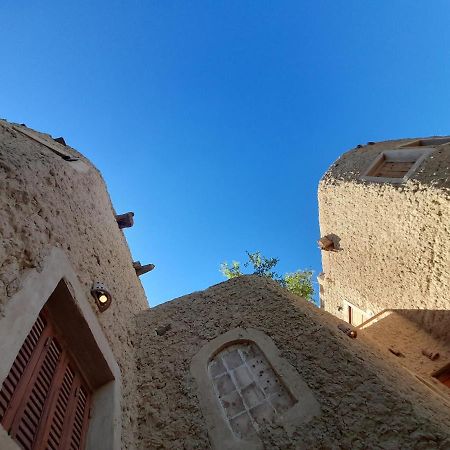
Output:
[388,347,404,357]
[422,349,439,361]
[318,236,335,251]
[115,212,134,229]
[133,261,155,276]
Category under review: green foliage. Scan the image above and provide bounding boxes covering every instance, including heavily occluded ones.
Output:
[282,270,314,301]
[243,251,281,280]
[220,251,315,302]
[220,260,242,279]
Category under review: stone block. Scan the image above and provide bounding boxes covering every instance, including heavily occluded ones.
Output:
[250,402,275,426]
[241,382,265,409]
[209,359,226,379]
[223,349,243,370]
[221,390,245,418]
[232,365,253,389]
[229,412,255,438]
[214,373,235,397]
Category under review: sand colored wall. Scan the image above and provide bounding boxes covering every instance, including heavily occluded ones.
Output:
[358,310,450,396]
[0,121,149,449]
[318,138,450,342]
[135,276,450,450]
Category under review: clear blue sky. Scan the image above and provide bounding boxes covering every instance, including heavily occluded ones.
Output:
[2,1,450,306]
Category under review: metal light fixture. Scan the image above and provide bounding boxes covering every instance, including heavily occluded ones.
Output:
[91,281,112,312]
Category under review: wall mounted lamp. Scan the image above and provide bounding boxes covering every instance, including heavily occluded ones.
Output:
[91,281,112,312]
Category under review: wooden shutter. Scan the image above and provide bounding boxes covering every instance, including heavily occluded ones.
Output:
[373,160,414,178]
[0,310,91,450]
[0,314,47,424]
[39,366,91,450]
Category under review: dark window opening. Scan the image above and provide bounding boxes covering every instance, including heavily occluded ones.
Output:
[433,364,450,388]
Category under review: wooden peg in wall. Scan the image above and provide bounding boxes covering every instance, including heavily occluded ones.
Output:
[421,349,439,361]
[388,347,404,357]
[133,261,155,276]
[115,212,134,229]
[318,236,335,251]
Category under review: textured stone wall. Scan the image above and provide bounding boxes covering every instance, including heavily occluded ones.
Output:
[318,138,450,342]
[0,121,149,449]
[135,276,450,449]
[359,311,450,392]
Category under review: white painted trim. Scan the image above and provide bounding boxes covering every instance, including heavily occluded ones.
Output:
[0,247,121,450]
[342,300,372,326]
[191,328,320,450]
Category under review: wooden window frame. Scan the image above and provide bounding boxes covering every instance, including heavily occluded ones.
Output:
[360,148,433,184]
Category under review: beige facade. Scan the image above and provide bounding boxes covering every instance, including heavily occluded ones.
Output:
[0,120,149,449]
[135,276,450,449]
[0,121,449,449]
[318,137,450,393]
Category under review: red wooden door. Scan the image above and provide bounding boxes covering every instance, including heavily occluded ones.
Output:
[0,310,91,450]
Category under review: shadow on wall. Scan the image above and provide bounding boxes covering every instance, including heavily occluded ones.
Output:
[357,308,450,393]
[396,309,450,344]
[360,308,450,344]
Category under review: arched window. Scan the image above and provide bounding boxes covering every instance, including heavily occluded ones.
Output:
[209,341,295,439]
[191,328,320,450]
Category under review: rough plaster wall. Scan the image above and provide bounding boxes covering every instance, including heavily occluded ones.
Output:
[318,139,450,341]
[135,276,450,450]
[0,121,149,449]
[359,311,450,395]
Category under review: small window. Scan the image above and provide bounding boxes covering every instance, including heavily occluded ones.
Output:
[433,363,450,388]
[191,328,320,450]
[400,137,450,147]
[209,342,295,439]
[361,148,433,184]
